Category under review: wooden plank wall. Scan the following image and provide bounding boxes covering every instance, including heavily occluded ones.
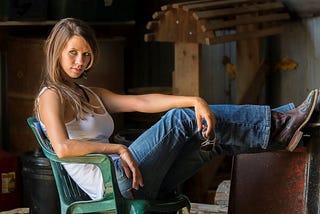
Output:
[268,17,320,107]
[201,41,236,104]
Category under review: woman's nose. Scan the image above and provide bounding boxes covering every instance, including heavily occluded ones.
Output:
[75,55,84,65]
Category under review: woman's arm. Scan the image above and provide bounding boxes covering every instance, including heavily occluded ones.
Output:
[93,87,215,137]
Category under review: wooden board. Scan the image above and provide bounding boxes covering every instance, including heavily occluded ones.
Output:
[145,0,289,44]
[173,43,201,96]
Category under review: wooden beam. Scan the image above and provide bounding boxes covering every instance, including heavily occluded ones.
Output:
[152,11,165,20]
[173,43,201,96]
[202,13,290,31]
[172,0,214,9]
[161,4,172,11]
[183,0,257,12]
[148,9,211,44]
[146,21,159,30]
[205,26,283,44]
[144,33,156,42]
[193,2,284,20]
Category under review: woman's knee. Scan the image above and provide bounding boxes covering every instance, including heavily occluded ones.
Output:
[164,108,195,121]
[158,108,198,137]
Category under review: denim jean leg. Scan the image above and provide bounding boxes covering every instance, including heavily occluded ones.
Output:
[209,104,270,154]
[158,104,294,193]
[113,103,296,199]
[211,103,295,155]
[272,103,295,112]
[113,157,135,199]
[115,108,201,199]
[158,135,214,197]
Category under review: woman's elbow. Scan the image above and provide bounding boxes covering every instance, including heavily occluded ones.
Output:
[53,143,70,158]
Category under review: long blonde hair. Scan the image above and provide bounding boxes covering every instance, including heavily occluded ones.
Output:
[35,18,99,120]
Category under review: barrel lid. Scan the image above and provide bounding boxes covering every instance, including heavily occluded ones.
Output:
[21,148,51,167]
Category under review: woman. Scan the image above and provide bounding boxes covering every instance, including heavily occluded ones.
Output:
[34,18,319,200]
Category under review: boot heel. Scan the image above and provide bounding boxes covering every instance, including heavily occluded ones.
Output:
[286,131,303,151]
[308,122,320,128]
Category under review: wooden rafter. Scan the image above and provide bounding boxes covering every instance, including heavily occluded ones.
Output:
[144,0,290,45]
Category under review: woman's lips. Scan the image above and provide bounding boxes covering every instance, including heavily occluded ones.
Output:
[72,67,82,74]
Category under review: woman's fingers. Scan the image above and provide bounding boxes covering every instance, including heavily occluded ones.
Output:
[196,109,216,138]
[120,149,144,190]
[121,160,132,178]
[131,167,144,190]
[205,113,216,137]
[194,99,216,138]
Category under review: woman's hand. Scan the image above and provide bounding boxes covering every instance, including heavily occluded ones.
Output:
[194,98,216,138]
[118,146,144,190]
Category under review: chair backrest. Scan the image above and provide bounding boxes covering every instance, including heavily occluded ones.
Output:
[27,117,91,205]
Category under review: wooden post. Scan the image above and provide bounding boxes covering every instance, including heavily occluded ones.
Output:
[173,42,201,96]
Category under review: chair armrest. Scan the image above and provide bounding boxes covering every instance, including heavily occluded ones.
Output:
[61,154,112,164]
[45,152,116,194]
[44,151,112,164]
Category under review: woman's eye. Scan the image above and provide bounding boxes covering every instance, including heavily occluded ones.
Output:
[69,50,77,55]
[83,52,91,57]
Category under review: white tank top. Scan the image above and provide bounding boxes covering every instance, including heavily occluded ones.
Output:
[38,86,115,200]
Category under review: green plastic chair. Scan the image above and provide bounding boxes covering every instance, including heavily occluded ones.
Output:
[27,117,190,214]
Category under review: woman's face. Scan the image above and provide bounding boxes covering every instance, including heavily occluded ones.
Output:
[60,35,92,79]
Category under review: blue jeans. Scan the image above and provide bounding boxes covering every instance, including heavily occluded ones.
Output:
[113,103,295,199]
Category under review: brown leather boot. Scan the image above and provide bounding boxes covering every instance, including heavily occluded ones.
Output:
[271,89,318,151]
[309,89,320,127]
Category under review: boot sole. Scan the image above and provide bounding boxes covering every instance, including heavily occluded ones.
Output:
[286,89,318,151]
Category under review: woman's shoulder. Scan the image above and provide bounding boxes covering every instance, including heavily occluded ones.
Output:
[38,87,59,97]
[37,87,62,104]
[36,87,64,119]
